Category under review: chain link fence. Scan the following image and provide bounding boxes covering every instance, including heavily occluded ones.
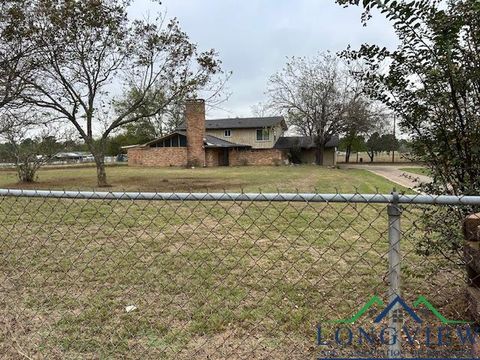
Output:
[0,189,476,359]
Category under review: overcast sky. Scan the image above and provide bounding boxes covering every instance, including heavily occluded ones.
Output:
[131,1,398,119]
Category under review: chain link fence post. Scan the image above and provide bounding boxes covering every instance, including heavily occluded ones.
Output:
[387,190,402,358]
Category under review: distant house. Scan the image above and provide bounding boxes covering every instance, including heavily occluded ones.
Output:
[127,100,338,167]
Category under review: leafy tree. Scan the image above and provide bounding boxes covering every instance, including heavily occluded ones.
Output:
[357,132,399,162]
[336,0,480,195]
[342,96,386,162]
[379,133,399,155]
[343,131,363,163]
[336,0,480,256]
[366,132,382,162]
[105,136,127,157]
[62,139,88,153]
[16,0,225,187]
[105,123,156,156]
[114,88,187,139]
[339,134,366,161]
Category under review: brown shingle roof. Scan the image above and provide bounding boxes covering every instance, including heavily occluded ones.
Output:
[177,116,287,130]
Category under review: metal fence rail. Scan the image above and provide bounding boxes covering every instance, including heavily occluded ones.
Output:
[3,188,480,204]
[0,189,476,359]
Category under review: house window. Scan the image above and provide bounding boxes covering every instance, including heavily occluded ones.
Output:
[256,128,270,141]
[179,135,187,147]
[150,134,188,148]
[224,129,231,137]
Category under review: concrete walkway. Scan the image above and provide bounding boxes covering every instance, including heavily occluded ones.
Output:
[341,164,432,191]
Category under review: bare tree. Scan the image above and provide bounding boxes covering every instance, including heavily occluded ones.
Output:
[251,102,276,118]
[17,0,226,187]
[0,111,61,183]
[267,53,363,165]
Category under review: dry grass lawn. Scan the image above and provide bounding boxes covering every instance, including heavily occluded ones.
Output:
[0,164,408,193]
[0,165,468,359]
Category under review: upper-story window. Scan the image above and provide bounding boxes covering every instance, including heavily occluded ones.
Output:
[224,129,231,137]
[256,128,270,141]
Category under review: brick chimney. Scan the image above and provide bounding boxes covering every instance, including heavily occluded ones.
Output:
[186,99,206,167]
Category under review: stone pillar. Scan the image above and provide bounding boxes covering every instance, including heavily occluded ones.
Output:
[186,99,206,167]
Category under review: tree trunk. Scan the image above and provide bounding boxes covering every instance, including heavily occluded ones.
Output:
[95,156,109,187]
[87,139,109,187]
[315,144,325,166]
[368,152,374,162]
[17,162,36,183]
[345,144,352,163]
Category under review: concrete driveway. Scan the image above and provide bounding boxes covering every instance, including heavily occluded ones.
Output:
[341,164,432,191]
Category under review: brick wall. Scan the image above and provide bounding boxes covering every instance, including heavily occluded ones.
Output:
[128,147,288,167]
[127,147,188,167]
[205,149,220,167]
[186,100,206,167]
[229,148,287,166]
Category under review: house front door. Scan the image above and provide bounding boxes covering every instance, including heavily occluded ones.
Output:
[219,149,229,166]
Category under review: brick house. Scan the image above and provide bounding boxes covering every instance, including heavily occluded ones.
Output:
[127,100,338,167]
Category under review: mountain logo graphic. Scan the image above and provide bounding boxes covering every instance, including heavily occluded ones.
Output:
[330,295,470,325]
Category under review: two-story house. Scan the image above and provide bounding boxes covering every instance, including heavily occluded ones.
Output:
[127,100,338,167]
